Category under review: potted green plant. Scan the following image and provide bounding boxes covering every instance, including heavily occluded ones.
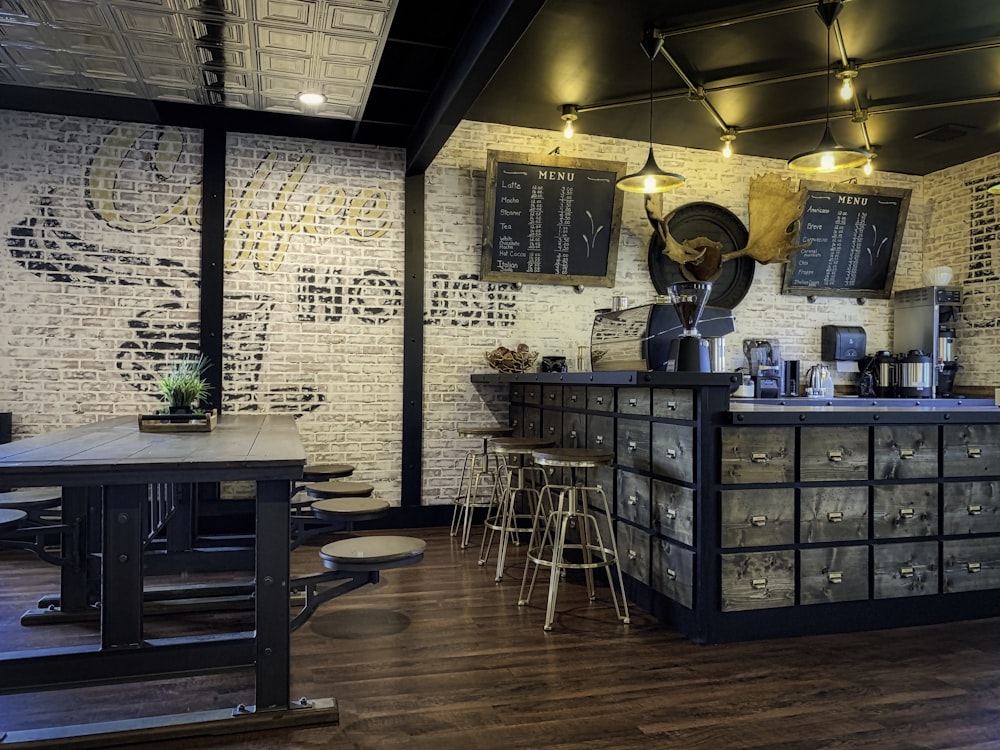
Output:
[156,354,212,414]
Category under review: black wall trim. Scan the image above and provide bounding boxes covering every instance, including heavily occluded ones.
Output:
[200,128,226,411]
[401,175,426,508]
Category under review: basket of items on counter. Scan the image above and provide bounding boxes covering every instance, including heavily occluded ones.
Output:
[485,344,537,374]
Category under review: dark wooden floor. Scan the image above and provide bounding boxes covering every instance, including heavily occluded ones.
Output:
[3,526,1000,749]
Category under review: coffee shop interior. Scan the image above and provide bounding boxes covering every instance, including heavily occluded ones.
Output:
[1,0,999,747]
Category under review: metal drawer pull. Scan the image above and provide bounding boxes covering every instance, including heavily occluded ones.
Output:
[665,448,677,459]
[968,447,982,458]
[595,435,604,445]
[628,494,638,506]
[571,394,579,402]
[628,549,637,561]
[827,511,844,523]
[968,504,983,515]
[595,395,604,405]
[750,515,767,527]
[665,400,677,411]
[628,397,638,407]
[664,508,677,520]
[548,426,556,434]
[666,567,677,580]
[751,578,768,590]
[628,441,637,453]
[899,448,914,459]
[827,450,843,462]
[750,452,770,463]
[968,562,982,573]
[827,571,843,584]
[898,507,915,519]
[570,430,577,439]
[899,566,914,578]
[527,422,536,430]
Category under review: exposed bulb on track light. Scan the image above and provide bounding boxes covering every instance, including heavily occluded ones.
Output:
[840,78,853,100]
[560,104,578,139]
[863,156,873,176]
[720,130,736,159]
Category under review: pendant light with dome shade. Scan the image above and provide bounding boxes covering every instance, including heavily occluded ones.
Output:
[788,0,869,174]
[616,33,686,194]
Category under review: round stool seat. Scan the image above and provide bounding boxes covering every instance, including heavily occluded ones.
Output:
[0,508,27,532]
[489,437,556,456]
[303,463,355,481]
[319,535,426,572]
[531,448,613,468]
[306,480,374,499]
[457,425,513,439]
[0,487,62,510]
[311,497,389,523]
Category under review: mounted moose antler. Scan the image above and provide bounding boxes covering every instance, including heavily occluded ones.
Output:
[646,173,812,282]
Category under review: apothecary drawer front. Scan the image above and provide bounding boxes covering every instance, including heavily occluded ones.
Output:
[523,384,542,405]
[617,523,651,585]
[943,425,1000,477]
[562,412,586,449]
[800,485,868,543]
[652,389,694,420]
[720,427,794,484]
[874,425,939,479]
[873,484,937,538]
[618,418,651,472]
[651,479,695,545]
[542,386,563,408]
[522,407,541,438]
[799,545,869,605]
[944,538,1000,593]
[943,481,1000,535]
[652,423,695,483]
[509,405,524,437]
[720,551,795,611]
[587,465,616,515]
[720,488,794,548]
[873,541,939,598]
[618,388,651,416]
[510,384,525,403]
[587,415,614,451]
[541,409,562,443]
[617,470,651,527]
[564,386,587,409]
[587,386,614,412]
[799,426,869,482]
[652,539,694,609]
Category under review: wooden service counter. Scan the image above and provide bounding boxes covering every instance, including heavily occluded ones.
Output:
[472,372,1000,643]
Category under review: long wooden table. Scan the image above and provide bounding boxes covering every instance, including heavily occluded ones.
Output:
[0,414,341,747]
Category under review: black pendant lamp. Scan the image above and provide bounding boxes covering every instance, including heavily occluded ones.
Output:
[616,34,686,194]
[788,0,868,173]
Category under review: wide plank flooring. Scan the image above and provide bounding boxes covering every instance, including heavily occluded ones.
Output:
[2,526,1000,749]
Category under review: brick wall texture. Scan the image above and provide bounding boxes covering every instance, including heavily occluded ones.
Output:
[1,108,997,507]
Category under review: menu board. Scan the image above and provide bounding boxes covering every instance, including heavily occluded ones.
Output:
[481,150,626,287]
[781,181,911,299]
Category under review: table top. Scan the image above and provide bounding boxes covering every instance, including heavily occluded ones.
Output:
[0,414,305,487]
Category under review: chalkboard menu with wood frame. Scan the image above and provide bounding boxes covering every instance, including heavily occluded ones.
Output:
[781,181,911,299]
[481,150,627,287]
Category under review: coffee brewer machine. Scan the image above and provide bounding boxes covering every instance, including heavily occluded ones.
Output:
[666,281,712,372]
[894,286,962,397]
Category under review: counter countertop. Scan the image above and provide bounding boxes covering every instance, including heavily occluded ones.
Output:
[472,371,740,387]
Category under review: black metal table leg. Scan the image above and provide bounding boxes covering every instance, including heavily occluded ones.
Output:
[254,478,291,712]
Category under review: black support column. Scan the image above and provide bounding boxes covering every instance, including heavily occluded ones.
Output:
[200,127,226,411]
[401,174,425,509]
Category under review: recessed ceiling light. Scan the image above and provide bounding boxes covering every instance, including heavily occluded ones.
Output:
[298,92,325,106]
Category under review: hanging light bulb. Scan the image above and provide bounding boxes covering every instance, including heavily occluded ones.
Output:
[788,2,868,173]
[863,154,874,176]
[560,104,578,139]
[720,129,736,158]
[837,65,858,100]
[616,34,686,194]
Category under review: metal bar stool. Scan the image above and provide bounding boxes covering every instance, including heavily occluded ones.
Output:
[291,479,374,549]
[0,487,61,525]
[450,425,512,549]
[518,448,630,631]
[478,437,554,582]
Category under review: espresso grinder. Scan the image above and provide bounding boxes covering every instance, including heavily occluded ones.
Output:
[666,281,712,372]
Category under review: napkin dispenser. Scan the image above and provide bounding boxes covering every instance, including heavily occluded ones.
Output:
[821,325,866,362]
[591,303,736,371]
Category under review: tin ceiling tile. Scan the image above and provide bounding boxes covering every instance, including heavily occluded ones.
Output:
[34,0,109,29]
[255,0,313,27]
[328,5,383,35]
[135,58,198,84]
[128,36,193,62]
[320,80,363,104]
[189,18,246,45]
[77,55,135,79]
[0,0,33,21]
[321,33,374,60]
[257,49,306,76]
[110,5,180,36]
[320,59,367,82]
[5,42,79,71]
[144,81,202,101]
[254,22,312,54]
